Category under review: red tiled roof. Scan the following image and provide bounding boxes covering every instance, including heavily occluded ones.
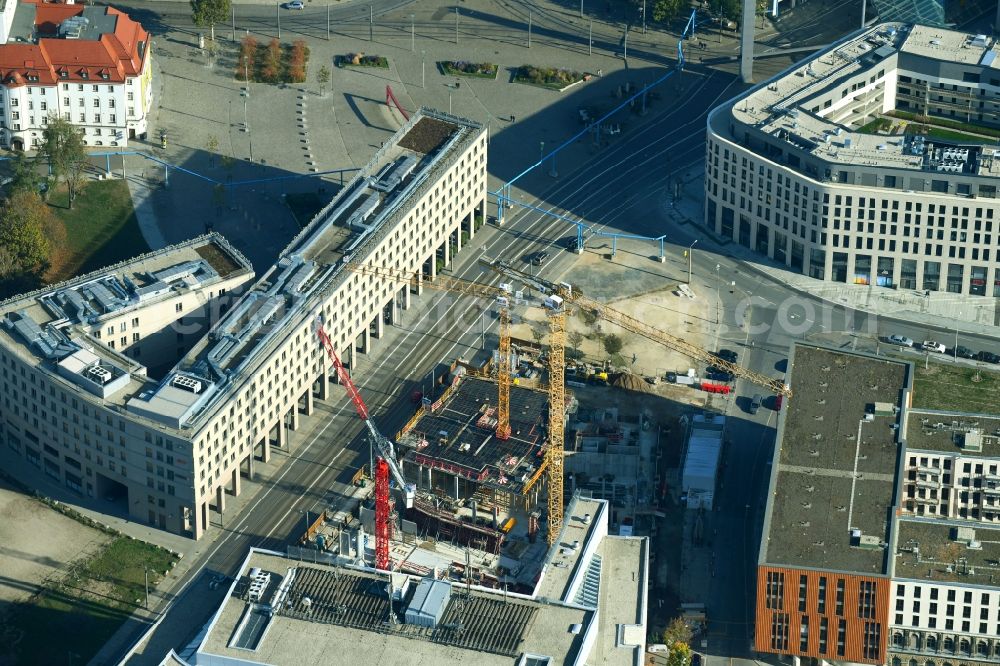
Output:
[0,5,148,87]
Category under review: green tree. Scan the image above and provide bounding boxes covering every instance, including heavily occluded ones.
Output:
[651,0,686,22]
[5,152,38,196]
[667,642,692,666]
[0,190,53,271]
[40,116,88,209]
[317,64,331,97]
[191,0,231,40]
[206,135,220,167]
[603,333,623,358]
[708,0,742,21]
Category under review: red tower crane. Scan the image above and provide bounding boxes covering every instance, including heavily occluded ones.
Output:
[315,319,414,571]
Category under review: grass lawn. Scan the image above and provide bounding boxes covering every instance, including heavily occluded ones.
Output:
[5,537,177,665]
[911,360,1000,415]
[46,179,148,282]
[906,124,998,145]
[284,192,326,228]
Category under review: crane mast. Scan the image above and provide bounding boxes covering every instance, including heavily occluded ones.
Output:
[315,320,414,570]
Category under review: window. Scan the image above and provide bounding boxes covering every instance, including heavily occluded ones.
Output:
[109,113,116,124]
[175,302,183,313]
[799,575,808,612]
[818,577,827,614]
[770,613,790,651]
[836,619,846,656]
[836,579,845,615]
[127,91,134,101]
[93,98,100,107]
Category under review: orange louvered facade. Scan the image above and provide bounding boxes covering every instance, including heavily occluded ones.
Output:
[754,566,890,664]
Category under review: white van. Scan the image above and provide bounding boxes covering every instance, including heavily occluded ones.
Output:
[544,295,564,310]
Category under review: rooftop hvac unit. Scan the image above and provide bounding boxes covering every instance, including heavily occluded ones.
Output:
[171,374,203,394]
[85,365,112,385]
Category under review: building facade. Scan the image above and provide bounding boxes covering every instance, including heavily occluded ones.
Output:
[0,2,153,149]
[0,110,487,540]
[705,23,1000,297]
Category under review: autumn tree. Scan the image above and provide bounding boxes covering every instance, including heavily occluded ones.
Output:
[238,36,258,81]
[667,642,692,666]
[663,617,694,646]
[0,190,54,271]
[262,39,282,83]
[40,116,88,208]
[288,40,308,83]
[191,0,230,41]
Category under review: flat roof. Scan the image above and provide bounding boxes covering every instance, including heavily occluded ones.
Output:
[399,376,549,495]
[892,519,1000,585]
[536,496,604,602]
[198,552,591,666]
[904,410,1000,457]
[0,235,251,409]
[719,23,1000,176]
[590,536,648,666]
[761,345,910,575]
[141,110,483,431]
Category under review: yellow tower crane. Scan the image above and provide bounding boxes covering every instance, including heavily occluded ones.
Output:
[349,258,791,548]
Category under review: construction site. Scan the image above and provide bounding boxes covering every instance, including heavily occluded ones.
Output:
[290,251,795,610]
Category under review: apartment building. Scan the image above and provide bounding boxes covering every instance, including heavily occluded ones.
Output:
[0,109,488,539]
[756,343,1000,666]
[0,1,152,149]
[705,23,1000,297]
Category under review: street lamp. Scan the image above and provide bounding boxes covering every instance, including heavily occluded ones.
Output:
[421,50,426,88]
[715,263,721,324]
[241,57,253,163]
[685,239,698,286]
[410,13,415,51]
[954,312,962,360]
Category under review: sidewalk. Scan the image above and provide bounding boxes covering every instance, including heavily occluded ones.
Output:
[664,161,1000,338]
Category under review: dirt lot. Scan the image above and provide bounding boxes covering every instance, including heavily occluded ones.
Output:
[0,476,110,604]
[511,239,717,381]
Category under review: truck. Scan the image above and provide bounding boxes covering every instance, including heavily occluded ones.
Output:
[667,368,699,385]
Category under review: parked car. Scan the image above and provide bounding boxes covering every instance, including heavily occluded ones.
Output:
[714,349,738,363]
[976,350,1000,364]
[665,372,678,383]
[283,1,304,9]
[706,366,734,382]
[888,334,914,347]
[749,394,762,415]
[950,345,975,359]
[922,340,947,353]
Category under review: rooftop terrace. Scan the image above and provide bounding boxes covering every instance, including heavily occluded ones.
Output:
[892,519,1000,584]
[719,23,1000,177]
[904,410,1000,457]
[761,345,910,575]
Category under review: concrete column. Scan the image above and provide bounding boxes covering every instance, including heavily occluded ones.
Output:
[401,285,411,310]
[304,387,314,416]
[373,311,384,339]
[196,502,207,539]
[318,371,330,401]
[454,474,460,500]
[259,435,270,462]
[419,464,425,490]
[455,227,462,253]
[245,452,255,480]
[360,327,370,353]
[216,485,226,514]
[428,466,432,490]
[740,0,756,84]
[429,254,437,280]
[289,407,300,432]
[443,239,451,267]
[230,467,240,496]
